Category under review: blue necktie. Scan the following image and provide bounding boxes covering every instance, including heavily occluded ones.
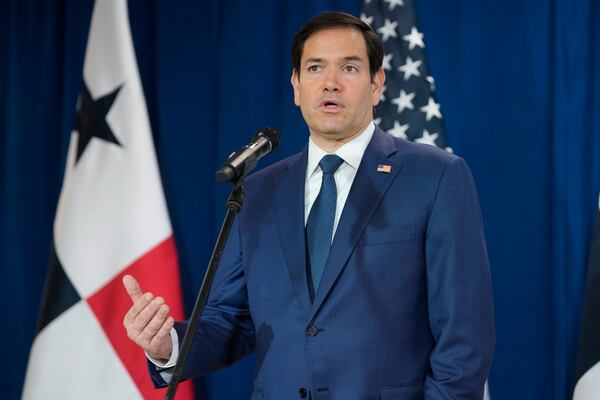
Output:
[306,154,344,297]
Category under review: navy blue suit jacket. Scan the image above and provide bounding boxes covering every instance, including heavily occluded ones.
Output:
[150,128,495,399]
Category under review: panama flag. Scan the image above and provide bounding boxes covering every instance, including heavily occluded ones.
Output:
[21,0,193,398]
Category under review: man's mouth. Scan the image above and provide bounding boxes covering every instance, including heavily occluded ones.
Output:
[319,100,343,111]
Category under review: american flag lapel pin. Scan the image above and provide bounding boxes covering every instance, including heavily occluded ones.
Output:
[377,164,392,173]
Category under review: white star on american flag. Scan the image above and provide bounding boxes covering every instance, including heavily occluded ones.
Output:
[360,13,374,26]
[420,97,442,121]
[384,0,404,10]
[382,53,393,70]
[389,121,409,139]
[398,57,422,80]
[380,85,387,101]
[415,129,439,146]
[426,76,435,90]
[391,90,415,113]
[403,26,425,50]
[377,18,398,41]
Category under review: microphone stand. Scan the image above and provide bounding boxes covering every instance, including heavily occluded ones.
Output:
[165,181,244,400]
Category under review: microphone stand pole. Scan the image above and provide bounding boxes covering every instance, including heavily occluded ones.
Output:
[165,182,244,400]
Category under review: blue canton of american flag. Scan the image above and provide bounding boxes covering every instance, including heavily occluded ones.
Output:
[361,0,451,152]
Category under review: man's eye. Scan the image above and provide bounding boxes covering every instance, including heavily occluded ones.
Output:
[307,65,322,72]
[343,65,358,73]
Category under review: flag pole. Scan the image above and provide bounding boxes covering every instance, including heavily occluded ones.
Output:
[165,183,244,400]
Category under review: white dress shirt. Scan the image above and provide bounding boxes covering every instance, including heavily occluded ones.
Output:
[304,122,375,238]
[149,121,376,375]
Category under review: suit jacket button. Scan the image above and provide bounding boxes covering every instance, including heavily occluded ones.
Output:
[299,387,308,398]
[307,326,319,337]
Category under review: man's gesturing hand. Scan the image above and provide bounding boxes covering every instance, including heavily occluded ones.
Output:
[122,274,174,362]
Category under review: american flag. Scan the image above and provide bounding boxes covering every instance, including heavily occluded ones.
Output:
[361,0,450,152]
[377,164,392,173]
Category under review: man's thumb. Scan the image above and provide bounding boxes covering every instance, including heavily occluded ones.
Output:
[123,274,143,302]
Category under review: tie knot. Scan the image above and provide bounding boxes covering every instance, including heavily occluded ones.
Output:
[319,154,344,175]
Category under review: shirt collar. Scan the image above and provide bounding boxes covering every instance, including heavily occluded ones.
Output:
[306,122,375,180]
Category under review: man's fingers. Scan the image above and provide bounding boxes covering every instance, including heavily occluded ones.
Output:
[140,304,170,339]
[150,316,175,354]
[123,274,143,302]
[124,292,154,324]
[131,296,164,332]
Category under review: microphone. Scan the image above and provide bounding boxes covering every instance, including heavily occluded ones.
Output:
[215,127,280,182]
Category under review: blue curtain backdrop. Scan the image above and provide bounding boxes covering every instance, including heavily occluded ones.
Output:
[1,0,599,399]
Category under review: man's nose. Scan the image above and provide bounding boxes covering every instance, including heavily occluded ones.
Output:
[322,69,341,92]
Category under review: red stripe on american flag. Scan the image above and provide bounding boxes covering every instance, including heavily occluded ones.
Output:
[87,236,194,399]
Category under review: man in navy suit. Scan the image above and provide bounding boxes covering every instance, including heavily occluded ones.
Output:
[123,12,494,399]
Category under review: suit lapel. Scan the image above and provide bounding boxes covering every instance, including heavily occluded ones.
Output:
[309,129,401,320]
[274,148,312,313]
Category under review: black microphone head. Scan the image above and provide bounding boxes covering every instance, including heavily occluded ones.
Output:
[215,127,281,184]
[215,164,236,182]
[258,127,280,150]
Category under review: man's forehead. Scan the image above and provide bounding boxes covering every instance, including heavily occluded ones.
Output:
[301,27,367,61]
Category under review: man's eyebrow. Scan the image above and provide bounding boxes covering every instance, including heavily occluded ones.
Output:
[342,55,364,63]
[304,57,323,64]
[304,55,364,64]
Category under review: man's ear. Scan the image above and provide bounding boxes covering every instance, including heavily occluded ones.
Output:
[291,69,301,107]
[371,68,386,106]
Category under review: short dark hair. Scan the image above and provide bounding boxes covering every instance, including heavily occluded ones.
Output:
[291,11,384,80]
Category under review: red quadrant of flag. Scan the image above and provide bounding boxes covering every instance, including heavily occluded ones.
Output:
[87,236,194,399]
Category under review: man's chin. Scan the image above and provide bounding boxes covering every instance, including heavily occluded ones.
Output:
[314,129,346,140]
[313,122,347,137]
